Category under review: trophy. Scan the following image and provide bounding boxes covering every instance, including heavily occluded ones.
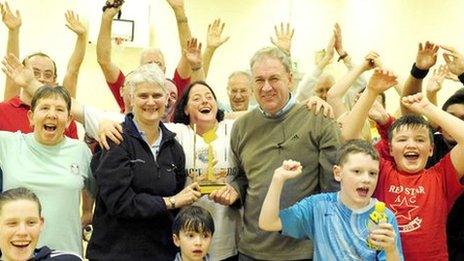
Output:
[193,125,227,195]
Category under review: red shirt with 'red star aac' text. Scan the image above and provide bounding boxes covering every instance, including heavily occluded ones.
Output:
[374,139,463,261]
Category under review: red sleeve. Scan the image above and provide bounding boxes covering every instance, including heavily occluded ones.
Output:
[377,114,395,140]
[173,68,191,98]
[107,70,126,113]
[431,153,464,211]
[373,157,392,201]
[64,120,79,139]
[374,115,395,162]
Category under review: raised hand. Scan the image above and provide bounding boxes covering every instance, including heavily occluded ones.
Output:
[184,38,202,70]
[441,45,464,76]
[317,35,335,70]
[361,51,381,71]
[367,68,398,94]
[273,160,302,181]
[102,0,123,18]
[65,10,86,36]
[1,53,34,87]
[270,22,294,55]
[401,93,432,115]
[415,41,439,70]
[426,65,448,93]
[207,19,230,49]
[0,2,21,31]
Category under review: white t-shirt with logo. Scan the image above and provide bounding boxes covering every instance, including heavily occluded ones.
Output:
[168,120,240,260]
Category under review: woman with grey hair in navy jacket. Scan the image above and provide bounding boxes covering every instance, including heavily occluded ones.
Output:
[87,64,201,261]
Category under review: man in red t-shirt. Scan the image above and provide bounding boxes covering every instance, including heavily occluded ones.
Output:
[0,53,78,139]
[96,0,195,116]
[342,68,464,261]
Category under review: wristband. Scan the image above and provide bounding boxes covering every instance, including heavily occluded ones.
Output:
[410,63,429,79]
[338,52,348,62]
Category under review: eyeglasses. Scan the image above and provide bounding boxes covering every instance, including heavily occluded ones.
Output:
[33,69,55,82]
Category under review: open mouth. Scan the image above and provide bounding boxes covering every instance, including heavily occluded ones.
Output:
[404,151,419,161]
[199,108,211,114]
[44,124,57,132]
[356,187,369,197]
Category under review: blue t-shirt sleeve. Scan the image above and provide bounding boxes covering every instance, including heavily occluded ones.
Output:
[279,196,314,240]
[377,210,404,261]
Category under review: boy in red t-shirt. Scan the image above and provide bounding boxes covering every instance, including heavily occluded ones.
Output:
[341,68,464,261]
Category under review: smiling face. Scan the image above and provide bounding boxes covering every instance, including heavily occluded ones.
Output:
[334,152,380,209]
[184,83,218,126]
[389,125,433,173]
[27,96,71,146]
[251,56,292,116]
[173,230,212,261]
[227,73,251,111]
[0,200,44,261]
[132,82,167,126]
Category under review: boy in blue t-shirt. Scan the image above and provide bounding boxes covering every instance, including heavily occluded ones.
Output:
[259,140,403,260]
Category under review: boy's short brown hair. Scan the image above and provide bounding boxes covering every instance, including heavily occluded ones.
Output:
[388,115,434,144]
[337,139,379,166]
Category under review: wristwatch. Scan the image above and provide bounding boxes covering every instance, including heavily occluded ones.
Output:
[168,197,176,209]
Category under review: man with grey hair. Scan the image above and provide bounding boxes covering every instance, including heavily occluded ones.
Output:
[226,71,252,112]
[210,47,341,260]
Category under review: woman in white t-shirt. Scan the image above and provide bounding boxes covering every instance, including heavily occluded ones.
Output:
[171,81,240,261]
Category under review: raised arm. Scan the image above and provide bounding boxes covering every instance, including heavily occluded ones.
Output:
[202,19,229,78]
[96,0,122,83]
[401,41,438,115]
[167,0,193,79]
[402,93,464,178]
[441,45,464,85]
[259,160,302,232]
[333,23,353,69]
[341,68,398,141]
[1,2,21,100]
[62,10,87,98]
[183,38,205,82]
[2,54,86,123]
[295,34,335,102]
[326,51,379,118]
